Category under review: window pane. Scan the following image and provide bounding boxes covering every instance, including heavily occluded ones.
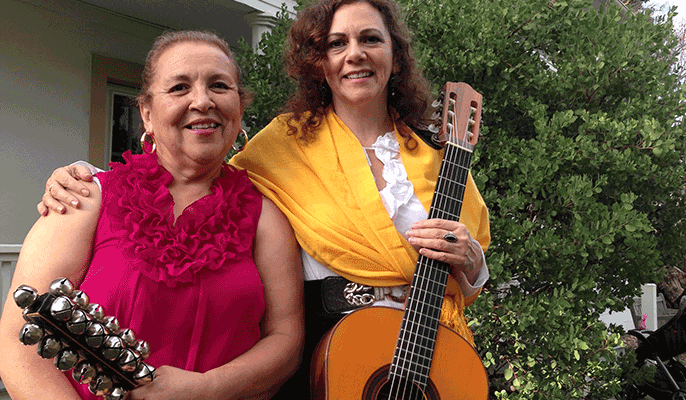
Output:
[110,92,142,164]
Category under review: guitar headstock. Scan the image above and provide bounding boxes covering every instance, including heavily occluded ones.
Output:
[426,82,482,149]
[14,278,154,399]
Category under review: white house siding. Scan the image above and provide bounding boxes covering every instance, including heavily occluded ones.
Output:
[0,0,164,246]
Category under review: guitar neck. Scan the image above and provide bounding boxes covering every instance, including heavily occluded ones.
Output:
[389,83,481,390]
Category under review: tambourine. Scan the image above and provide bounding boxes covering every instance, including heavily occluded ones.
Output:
[14,277,154,399]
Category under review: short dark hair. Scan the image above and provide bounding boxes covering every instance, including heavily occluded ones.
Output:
[136,30,252,110]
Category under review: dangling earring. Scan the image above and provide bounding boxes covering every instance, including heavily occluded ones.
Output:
[389,74,398,100]
[140,131,156,154]
[232,129,249,152]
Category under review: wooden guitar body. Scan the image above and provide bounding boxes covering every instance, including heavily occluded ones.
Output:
[311,306,488,400]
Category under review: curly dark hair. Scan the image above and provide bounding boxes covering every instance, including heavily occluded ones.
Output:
[282,0,432,143]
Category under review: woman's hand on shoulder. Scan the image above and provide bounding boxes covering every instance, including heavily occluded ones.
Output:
[406,218,483,284]
[38,164,95,216]
[129,366,210,400]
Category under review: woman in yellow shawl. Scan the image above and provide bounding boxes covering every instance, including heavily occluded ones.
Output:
[39,0,490,396]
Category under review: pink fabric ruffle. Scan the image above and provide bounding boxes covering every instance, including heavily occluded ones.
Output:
[101,151,258,287]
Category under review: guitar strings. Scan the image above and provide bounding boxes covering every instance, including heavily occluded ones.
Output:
[389,90,476,400]
[388,88,477,400]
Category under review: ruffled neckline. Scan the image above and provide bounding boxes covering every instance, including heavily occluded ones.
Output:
[364,132,415,220]
[100,151,259,287]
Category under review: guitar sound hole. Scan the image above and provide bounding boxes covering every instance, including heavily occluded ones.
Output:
[377,379,425,400]
[363,365,439,400]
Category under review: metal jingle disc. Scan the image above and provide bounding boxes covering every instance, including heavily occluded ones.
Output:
[84,322,108,348]
[48,277,74,297]
[133,363,155,385]
[66,309,91,335]
[22,308,31,322]
[13,285,38,309]
[36,335,62,359]
[119,328,137,347]
[70,290,90,309]
[85,303,105,322]
[54,347,79,371]
[102,335,124,361]
[103,316,121,335]
[19,322,44,346]
[49,296,75,322]
[104,387,127,400]
[88,374,114,397]
[72,360,97,384]
[133,340,150,360]
[117,348,140,372]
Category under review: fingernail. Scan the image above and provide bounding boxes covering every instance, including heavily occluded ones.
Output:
[71,200,78,207]
[81,189,89,196]
[59,207,65,214]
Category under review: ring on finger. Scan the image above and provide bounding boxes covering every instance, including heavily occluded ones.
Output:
[443,231,458,243]
[48,183,55,192]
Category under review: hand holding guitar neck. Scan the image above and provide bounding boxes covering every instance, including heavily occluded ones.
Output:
[14,277,154,400]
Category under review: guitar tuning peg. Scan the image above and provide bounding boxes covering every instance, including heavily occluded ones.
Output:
[430,111,441,120]
[432,99,442,108]
[117,348,141,372]
[101,335,124,361]
[133,340,151,359]
[88,374,114,397]
[13,285,38,309]
[48,278,74,297]
[103,316,121,335]
[427,124,439,134]
[36,335,62,359]
[84,322,108,348]
[133,363,155,385]
[86,303,105,322]
[104,387,127,400]
[50,296,76,322]
[66,309,91,335]
[72,360,97,384]
[54,347,80,371]
[19,322,44,346]
[120,328,137,347]
[70,290,90,309]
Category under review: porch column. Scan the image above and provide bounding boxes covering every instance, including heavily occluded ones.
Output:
[245,12,276,53]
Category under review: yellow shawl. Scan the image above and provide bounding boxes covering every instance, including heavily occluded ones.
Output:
[230,109,490,344]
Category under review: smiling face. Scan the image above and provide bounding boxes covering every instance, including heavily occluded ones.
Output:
[140,41,243,173]
[322,1,396,112]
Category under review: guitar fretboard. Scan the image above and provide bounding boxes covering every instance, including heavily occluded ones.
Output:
[387,82,481,397]
[390,142,473,389]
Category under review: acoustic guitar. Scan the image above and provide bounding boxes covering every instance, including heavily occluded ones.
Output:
[310,82,488,400]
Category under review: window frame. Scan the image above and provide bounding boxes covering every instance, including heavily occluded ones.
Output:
[89,54,143,169]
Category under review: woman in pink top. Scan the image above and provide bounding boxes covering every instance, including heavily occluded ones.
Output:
[0,31,303,400]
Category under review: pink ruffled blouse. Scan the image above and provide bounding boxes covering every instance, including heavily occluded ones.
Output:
[68,152,265,399]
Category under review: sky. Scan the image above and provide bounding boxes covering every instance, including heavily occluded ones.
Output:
[647,0,686,25]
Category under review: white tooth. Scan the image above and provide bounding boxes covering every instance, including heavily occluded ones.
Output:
[347,72,371,79]
[190,123,217,129]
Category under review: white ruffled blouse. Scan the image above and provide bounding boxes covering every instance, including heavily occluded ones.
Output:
[301,132,488,303]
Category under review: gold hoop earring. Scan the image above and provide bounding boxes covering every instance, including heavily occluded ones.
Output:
[232,129,249,152]
[140,131,156,154]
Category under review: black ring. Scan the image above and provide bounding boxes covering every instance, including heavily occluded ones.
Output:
[443,232,458,243]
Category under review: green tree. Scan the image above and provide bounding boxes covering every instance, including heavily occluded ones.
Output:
[234,6,296,136]
[399,0,686,397]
